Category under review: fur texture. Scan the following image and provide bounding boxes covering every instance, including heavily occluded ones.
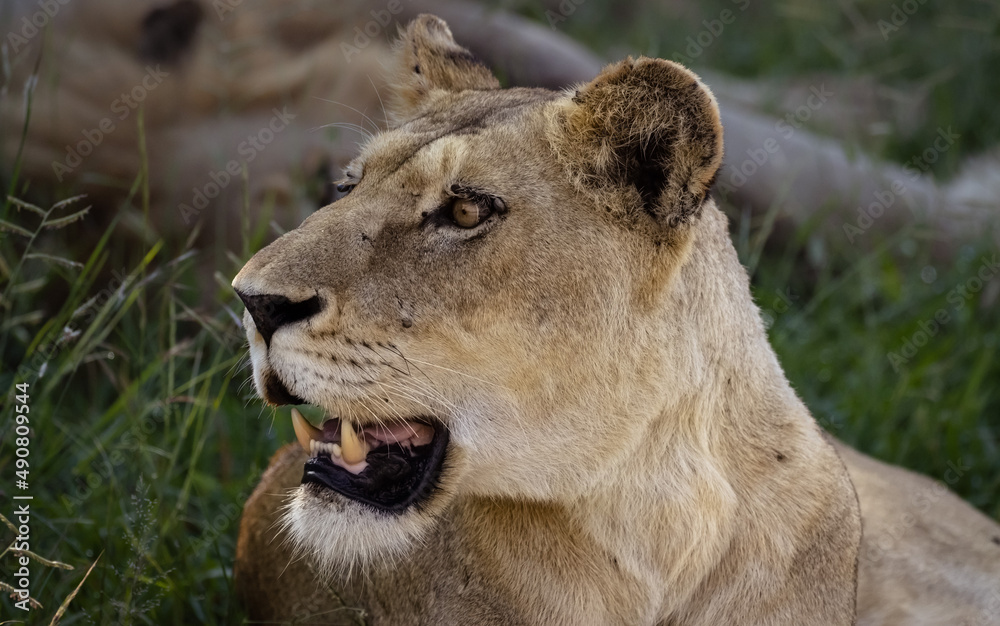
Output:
[232,15,869,625]
[233,14,1000,626]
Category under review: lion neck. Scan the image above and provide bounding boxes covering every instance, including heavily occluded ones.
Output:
[465,203,840,622]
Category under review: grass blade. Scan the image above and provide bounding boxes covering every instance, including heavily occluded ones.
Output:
[48,553,101,626]
[42,206,92,230]
[24,252,85,269]
[0,217,32,236]
[6,195,45,215]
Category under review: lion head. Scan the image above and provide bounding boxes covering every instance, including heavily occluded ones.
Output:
[232,14,724,575]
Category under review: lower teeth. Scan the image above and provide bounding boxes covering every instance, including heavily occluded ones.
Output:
[310,439,344,458]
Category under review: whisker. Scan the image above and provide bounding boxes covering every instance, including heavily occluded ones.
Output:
[311,121,374,142]
[310,96,382,135]
[391,376,459,413]
[362,343,410,377]
[375,379,452,416]
[367,75,389,128]
[405,357,509,390]
[381,343,413,376]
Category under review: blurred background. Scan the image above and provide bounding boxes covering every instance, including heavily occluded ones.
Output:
[1,0,998,622]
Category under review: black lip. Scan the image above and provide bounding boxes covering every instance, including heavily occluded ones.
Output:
[301,424,449,513]
[264,374,305,406]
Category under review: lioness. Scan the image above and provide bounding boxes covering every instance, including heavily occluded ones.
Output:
[232,15,1000,625]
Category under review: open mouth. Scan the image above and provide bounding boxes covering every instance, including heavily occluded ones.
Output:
[291,408,449,513]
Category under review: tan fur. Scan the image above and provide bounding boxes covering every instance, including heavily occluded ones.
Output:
[232,15,1000,626]
[834,440,1000,625]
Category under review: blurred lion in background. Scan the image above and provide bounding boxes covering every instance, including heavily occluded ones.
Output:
[3,0,997,265]
[1,0,602,257]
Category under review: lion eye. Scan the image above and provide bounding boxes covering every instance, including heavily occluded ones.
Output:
[451,198,488,228]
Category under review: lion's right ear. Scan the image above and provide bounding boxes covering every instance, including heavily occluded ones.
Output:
[550,57,724,239]
[386,14,500,127]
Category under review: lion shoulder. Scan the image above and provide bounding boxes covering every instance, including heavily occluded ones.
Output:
[834,441,1000,625]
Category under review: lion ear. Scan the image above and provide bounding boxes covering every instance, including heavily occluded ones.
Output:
[554,57,724,234]
[386,14,500,126]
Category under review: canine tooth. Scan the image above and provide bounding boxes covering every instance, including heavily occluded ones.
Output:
[341,419,369,464]
[292,408,323,455]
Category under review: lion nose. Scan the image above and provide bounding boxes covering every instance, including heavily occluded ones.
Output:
[234,290,322,346]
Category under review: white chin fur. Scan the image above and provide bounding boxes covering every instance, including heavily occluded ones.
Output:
[282,485,431,578]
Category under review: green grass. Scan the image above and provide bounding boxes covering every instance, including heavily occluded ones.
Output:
[1,1,999,623]
[739,217,1000,518]
[0,191,276,623]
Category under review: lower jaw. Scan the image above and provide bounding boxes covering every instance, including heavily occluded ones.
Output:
[301,429,450,513]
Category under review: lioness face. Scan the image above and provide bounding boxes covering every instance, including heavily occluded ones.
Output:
[233,15,722,573]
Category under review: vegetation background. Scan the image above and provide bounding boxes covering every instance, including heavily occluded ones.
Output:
[1,0,997,623]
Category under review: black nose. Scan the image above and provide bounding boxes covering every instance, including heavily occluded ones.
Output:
[235,290,322,346]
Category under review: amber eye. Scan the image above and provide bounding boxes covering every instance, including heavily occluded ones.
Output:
[451,198,487,228]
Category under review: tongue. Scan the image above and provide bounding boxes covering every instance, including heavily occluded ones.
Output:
[365,422,434,446]
[321,419,434,448]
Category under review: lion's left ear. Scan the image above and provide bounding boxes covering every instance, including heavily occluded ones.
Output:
[387,14,500,126]
[551,57,724,235]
